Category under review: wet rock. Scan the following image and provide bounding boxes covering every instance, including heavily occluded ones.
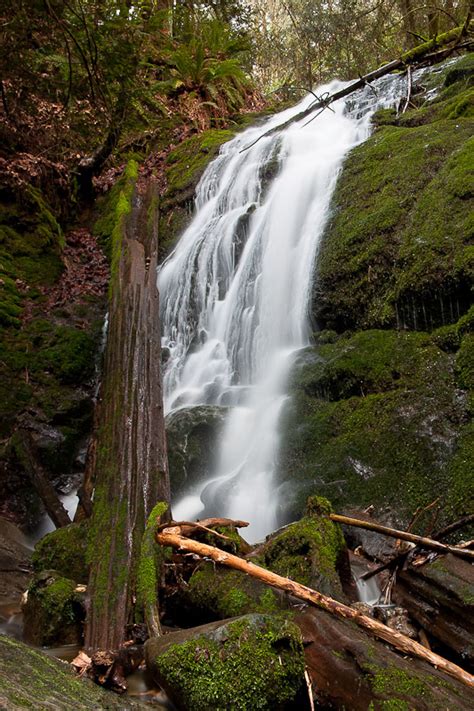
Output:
[145,613,305,711]
[0,517,32,606]
[166,405,227,498]
[23,570,85,646]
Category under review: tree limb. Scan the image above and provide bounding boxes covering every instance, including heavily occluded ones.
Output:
[329,514,474,560]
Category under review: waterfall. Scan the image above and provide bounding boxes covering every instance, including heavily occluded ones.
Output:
[159,74,408,542]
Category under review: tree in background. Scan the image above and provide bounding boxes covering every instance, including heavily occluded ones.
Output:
[248,0,471,92]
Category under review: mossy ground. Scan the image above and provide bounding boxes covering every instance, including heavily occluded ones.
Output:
[0,635,147,710]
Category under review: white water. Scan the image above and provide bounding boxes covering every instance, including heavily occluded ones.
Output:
[159,75,408,542]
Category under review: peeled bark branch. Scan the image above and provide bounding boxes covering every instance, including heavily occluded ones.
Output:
[329,514,474,561]
[156,528,474,689]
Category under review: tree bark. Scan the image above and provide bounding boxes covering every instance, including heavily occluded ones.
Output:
[329,513,474,561]
[85,181,170,653]
[156,528,474,688]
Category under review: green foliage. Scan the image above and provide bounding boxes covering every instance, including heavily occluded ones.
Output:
[281,328,473,525]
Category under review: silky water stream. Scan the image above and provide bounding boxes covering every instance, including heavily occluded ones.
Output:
[159,74,414,543]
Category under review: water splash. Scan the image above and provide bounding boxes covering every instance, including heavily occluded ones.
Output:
[159,74,408,541]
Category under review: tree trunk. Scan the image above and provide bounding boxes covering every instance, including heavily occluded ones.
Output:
[85,180,170,653]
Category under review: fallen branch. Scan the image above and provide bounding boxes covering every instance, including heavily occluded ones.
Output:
[329,514,474,561]
[157,517,249,541]
[361,512,474,581]
[156,528,474,689]
[239,23,470,153]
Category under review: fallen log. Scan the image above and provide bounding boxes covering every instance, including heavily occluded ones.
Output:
[361,513,474,582]
[240,23,471,153]
[329,513,474,561]
[13,428,71,529]
[296,608,472,709]
[393,553,474,668]
[156,528,474,688]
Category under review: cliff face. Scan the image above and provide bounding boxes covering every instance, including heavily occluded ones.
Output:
[280,54,474,527]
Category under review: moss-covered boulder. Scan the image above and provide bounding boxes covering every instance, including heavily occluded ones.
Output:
[280,329,472,526]
[166,405,227,498]
[145,613,305,710]
[258,497,349,599]
[32,521,89,584]
[23,570,85,646]
[314,54,474,332]
[0,635,148,710]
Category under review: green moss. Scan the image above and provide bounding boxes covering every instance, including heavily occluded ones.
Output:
[281,329,471,525]
[259,502,346,598]
[23,572,83,646]
[185,563,281,622]
[32,521,89,583]
[372,666,426,695]
[136,502,169,613]
[316,60,473,333]
[153,614,305,710]
[0,635,143,709]
[165,130,234,197]
[94,158,138,278]
[456,333,474,389]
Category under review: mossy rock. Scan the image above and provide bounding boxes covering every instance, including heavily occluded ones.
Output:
[279,330,472,526]
[145,613,305,711]
[258,497,348,600]
[166,405,228,499]
[315,55,474,333]
[32,521,89,584]
[0,635,148,710]
[23,570,85,647]
[172,562,283,625]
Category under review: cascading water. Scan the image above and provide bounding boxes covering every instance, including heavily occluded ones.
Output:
[159,73,410,541]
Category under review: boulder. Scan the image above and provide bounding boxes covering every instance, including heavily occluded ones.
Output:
[145,613,305,710]
[32,520,89,584]
[23,570,85,646]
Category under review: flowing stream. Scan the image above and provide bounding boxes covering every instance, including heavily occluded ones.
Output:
[159,74,410,542]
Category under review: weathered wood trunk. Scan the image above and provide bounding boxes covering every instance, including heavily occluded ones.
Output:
[85,180,170,652]
[393,554,474,669]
